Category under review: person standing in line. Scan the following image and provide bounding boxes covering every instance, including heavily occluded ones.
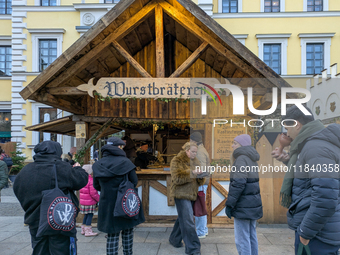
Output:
[190,132,210,239]
[122,135,137,163]
[0,160,8,202]
[93,148,99,162]
[93,137,145,255]
[169,142,205,255]
[79,164,100,237]
[225,134,263,255]
[272,105,340,255]
[13,141,88,255]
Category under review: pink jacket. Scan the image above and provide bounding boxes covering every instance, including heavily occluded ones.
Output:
[79,175,100,206]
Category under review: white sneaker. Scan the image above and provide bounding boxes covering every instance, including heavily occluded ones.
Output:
[198,234,206,239]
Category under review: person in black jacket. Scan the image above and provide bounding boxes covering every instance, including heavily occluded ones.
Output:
[272,105,340,255]
[93,137,145,255]
[13,141,88,255]
[134,142,157,169]
[225,134,263,255]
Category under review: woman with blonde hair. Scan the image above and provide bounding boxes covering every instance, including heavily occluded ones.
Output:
[169,142,206,255]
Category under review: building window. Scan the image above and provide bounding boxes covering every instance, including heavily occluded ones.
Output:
[307,0,323,11]
[0,0,11,14]
[0,110,11,143]
[264,0,280,12]
[0,46,11,76]
[263,44,281,74]
[39,108,57,143]
[39,39,57,72]
[222,0,238,13]
[103,0,120,3]
[306,43,324,75]
[41,0,56,6]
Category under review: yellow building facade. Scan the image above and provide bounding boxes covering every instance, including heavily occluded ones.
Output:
[0,0,339,158]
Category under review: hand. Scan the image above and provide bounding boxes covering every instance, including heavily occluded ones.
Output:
[299,236,309,246]
[225,206,232,219]
[73,162,81,167]
[271,148,290,162]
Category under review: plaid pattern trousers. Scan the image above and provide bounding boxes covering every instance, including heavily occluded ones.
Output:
[107,228,134,255]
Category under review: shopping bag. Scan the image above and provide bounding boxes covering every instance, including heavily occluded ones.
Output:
[193,191,207,217]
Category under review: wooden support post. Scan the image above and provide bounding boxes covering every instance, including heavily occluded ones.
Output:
[155,5,165,78]
[112,40,152,78]
[206,178,212,224]
[142,180,149,220]
[166,175,175,206]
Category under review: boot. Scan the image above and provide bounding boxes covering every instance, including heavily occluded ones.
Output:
[85,226,98,237]
[81,225,85,235]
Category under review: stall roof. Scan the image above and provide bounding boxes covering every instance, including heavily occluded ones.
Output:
[26,116,123,137]
[20,0,291,115]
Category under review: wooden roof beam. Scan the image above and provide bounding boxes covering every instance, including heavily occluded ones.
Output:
[48,87,87,96]
[155,4,165,77]
[170,41,209,77]
[36,93,84,115]
[112,40,152,78]
[43,0,157,90]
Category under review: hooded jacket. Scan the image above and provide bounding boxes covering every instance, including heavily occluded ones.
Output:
[93,145,145,234]
[287,124,340,245]
[225,146,263,220]
[170,150,206,201]
[13,141,88,229]
[79,175,100,206]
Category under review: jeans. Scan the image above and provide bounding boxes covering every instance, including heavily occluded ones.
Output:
[195,185,208,236]
[294,232,340,255]
[82,213,94,226]
[169,199,201,254]
[234,218,258,255]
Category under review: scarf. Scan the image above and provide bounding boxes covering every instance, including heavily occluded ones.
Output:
[280,120,324,208]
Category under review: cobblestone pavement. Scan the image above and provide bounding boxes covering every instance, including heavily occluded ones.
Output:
[0,187,297,255]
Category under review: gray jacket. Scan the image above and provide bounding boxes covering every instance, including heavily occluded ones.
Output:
[196,144,210,185]
[0,161,8,191]
[288,124,340,245]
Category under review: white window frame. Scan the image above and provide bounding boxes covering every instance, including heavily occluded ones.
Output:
[257,35,290,75]
[28,29,64,72]
[303,0,328,11]
[218,0,242,13]
[261,0,285,12]
[299,34,333,75]
[0,36,11,77]
[34,0,60,6]
[233,34,248,45]
[31,103,62,148]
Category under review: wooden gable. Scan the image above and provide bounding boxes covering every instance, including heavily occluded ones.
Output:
[20,0,291,117]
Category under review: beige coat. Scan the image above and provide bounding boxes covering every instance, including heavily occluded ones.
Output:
[170,150,206,201]
[196,144,211,185]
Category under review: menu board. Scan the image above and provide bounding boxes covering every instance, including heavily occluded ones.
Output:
[212,125,247,160]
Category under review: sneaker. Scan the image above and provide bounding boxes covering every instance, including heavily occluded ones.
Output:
[198,234,206,239]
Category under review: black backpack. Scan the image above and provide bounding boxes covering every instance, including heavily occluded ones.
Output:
[2,154,13,167]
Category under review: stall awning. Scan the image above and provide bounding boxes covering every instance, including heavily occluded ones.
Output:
[25,116,123,137]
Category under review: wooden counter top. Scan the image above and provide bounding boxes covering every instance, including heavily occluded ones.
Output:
[137,169,171,175]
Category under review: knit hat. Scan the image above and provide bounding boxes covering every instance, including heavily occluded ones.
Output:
[107,137,126,146]
[234,134,252,146]
[190,132,202,144]
[82,164,93,175]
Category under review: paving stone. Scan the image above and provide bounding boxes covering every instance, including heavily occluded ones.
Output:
[201,243,219,255]
[258,244,295,255]
[135,227,167,232]
[0,223,29,232]
[0,231,19,242]
[157,242,186,255]
[216,244,239,255]
[3,231,31,243]
[76,242,106,255]
[0,242,30,255]
[200,231,235,244]
[118,242,160,255]
[12,244,33,255]
[263,233,295,245]
[145,231,170,243]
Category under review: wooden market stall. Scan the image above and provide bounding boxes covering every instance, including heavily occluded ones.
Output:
[21,0,291,224]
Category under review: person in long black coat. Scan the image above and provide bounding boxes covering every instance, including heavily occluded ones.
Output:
[93,137,145,255]
[13,141,88,255]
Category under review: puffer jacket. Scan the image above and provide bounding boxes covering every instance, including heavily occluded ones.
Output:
[80,175,100,206]
[288,124,340,246]
[225,146,263,220]
[170,150,206,201]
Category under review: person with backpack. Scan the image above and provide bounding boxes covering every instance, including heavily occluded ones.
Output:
[0,160,8,201]
[13,141,88,255]
[0,148,13,169]
[272,106,340,255]
[79,164,100,237]
[225,134,263,255]
[93,137,145,255]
